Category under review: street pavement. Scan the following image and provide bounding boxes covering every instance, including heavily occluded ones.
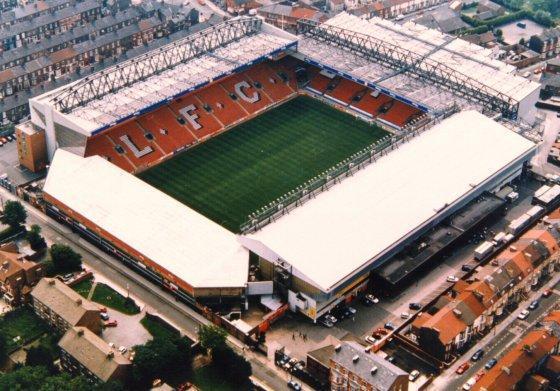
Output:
[430,275,560,391]
[0,186,298,390]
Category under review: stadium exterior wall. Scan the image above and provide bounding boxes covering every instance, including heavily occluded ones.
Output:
[518,85,541,125]
[42,192,245,304]
[246,143,537,321]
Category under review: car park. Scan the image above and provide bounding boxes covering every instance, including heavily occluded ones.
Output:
[409,370,420,382]
[528,300,539,310]
[456,362,470,374]
[409,302,421,310]
[287,380,301,391]
[447,275,459,283]
[384,322,395,330]
[518,310,530,320]
[471,349,484,362]
[543,289,553,298]
[484,358,497,370]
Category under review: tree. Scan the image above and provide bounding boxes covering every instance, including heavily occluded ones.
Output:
[131,336,192,389]
[0,200,27,229]
[519,37,525,46]
[0,332,7,363]
[40,373,92,391]
[49,244,82,274]
[27,224,47,251]
[495,28,503,37]
[26,345,55,374]
[0,365,50,390]
[198,324,227,354]
[212,346,252,388]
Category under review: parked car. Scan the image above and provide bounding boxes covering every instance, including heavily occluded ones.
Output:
[456,362,470,374]
[287,380,301,391]
[371,333,382,340]
[463,377,477,390]
[99,307,107,313]
[319,318,334,328]
[484,358,497,370]
[518,310,530,320]
[374,328,389,335]
[276,354,289,367]
[347,306,357,315]
[104,320,118,327]
[400,312,410,319]
[461,264,473,272]
[118,346,127,354]
[528,300,539,310]
[471,349,484,362]
[447,275,459,283]
[386,355,396,363]
[409,370,420,382]
[108,342,115,349]
[384,322,395,330]
[543,289,553,298]
[365,294,379,304]
[62,273,74,282]
[409,302,421,310]
[365,335,377,344]
[100,312,109,321]
[325,314,338,324]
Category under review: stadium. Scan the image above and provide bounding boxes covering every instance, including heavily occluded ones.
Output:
[25,13,541,322]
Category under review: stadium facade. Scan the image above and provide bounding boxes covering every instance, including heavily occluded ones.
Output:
[25,14,541,321]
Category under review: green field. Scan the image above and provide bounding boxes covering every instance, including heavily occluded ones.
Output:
[139,96,387,232]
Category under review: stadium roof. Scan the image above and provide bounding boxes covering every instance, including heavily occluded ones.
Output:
[44,149,249,288]
[34,17,297,135]
[297,12,540,115]
[245,111,536,292]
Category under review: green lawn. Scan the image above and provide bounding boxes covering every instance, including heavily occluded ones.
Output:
[141,314,181,340]
[0,308,48,352]
[193,366,248,391]
[139,96,387,232]
[71,278,93,298]
[91,283,140,315]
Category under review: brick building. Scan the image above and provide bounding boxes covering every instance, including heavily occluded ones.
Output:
[0,242,44,305]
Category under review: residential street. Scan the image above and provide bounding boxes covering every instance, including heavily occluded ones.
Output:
[430,275,560,391]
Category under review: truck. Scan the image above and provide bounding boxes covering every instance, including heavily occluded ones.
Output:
[474,241,494,261]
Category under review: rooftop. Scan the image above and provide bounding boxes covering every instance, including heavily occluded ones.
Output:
[31,278,99,325]
[43,150,249,288]
[330,341,407,390]
[246,111,536,292]
[59,326,131,382]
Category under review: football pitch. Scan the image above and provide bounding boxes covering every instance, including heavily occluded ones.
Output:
[139,96,387,232]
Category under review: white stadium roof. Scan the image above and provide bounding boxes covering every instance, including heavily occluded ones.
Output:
[246,111,536,292]
[44,149,249,288]
[297,12,540,113]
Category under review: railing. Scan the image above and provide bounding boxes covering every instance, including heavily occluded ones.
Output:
[240,104,459,233]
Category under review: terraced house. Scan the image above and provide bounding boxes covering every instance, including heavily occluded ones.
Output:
[411,218,560,362]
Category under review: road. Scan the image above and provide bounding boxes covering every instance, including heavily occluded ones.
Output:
[0,186,296,390]
[430,275,560,391]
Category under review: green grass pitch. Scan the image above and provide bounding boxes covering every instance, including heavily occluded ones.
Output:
[139,96,387,232]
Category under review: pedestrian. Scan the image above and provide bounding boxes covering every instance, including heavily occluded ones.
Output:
[292,333,295,341]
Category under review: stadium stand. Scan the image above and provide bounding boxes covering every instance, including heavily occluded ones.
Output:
[378,100,423,128]
[351,91,394,118]
[84,56,424,173]
[84,134,136,173]
[307,72,332,94]
[326,78,364,105]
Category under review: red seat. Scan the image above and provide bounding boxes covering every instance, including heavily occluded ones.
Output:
[195,82,247,127]
[243,63,294,102]
[326,78,363,104]
[219,74,272,114]
[105,121,164,170]
[308,73,332,94]
[351,91,393,117]
[378,100,423,128]
[167,97,223,140]
[84,134,136,173]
